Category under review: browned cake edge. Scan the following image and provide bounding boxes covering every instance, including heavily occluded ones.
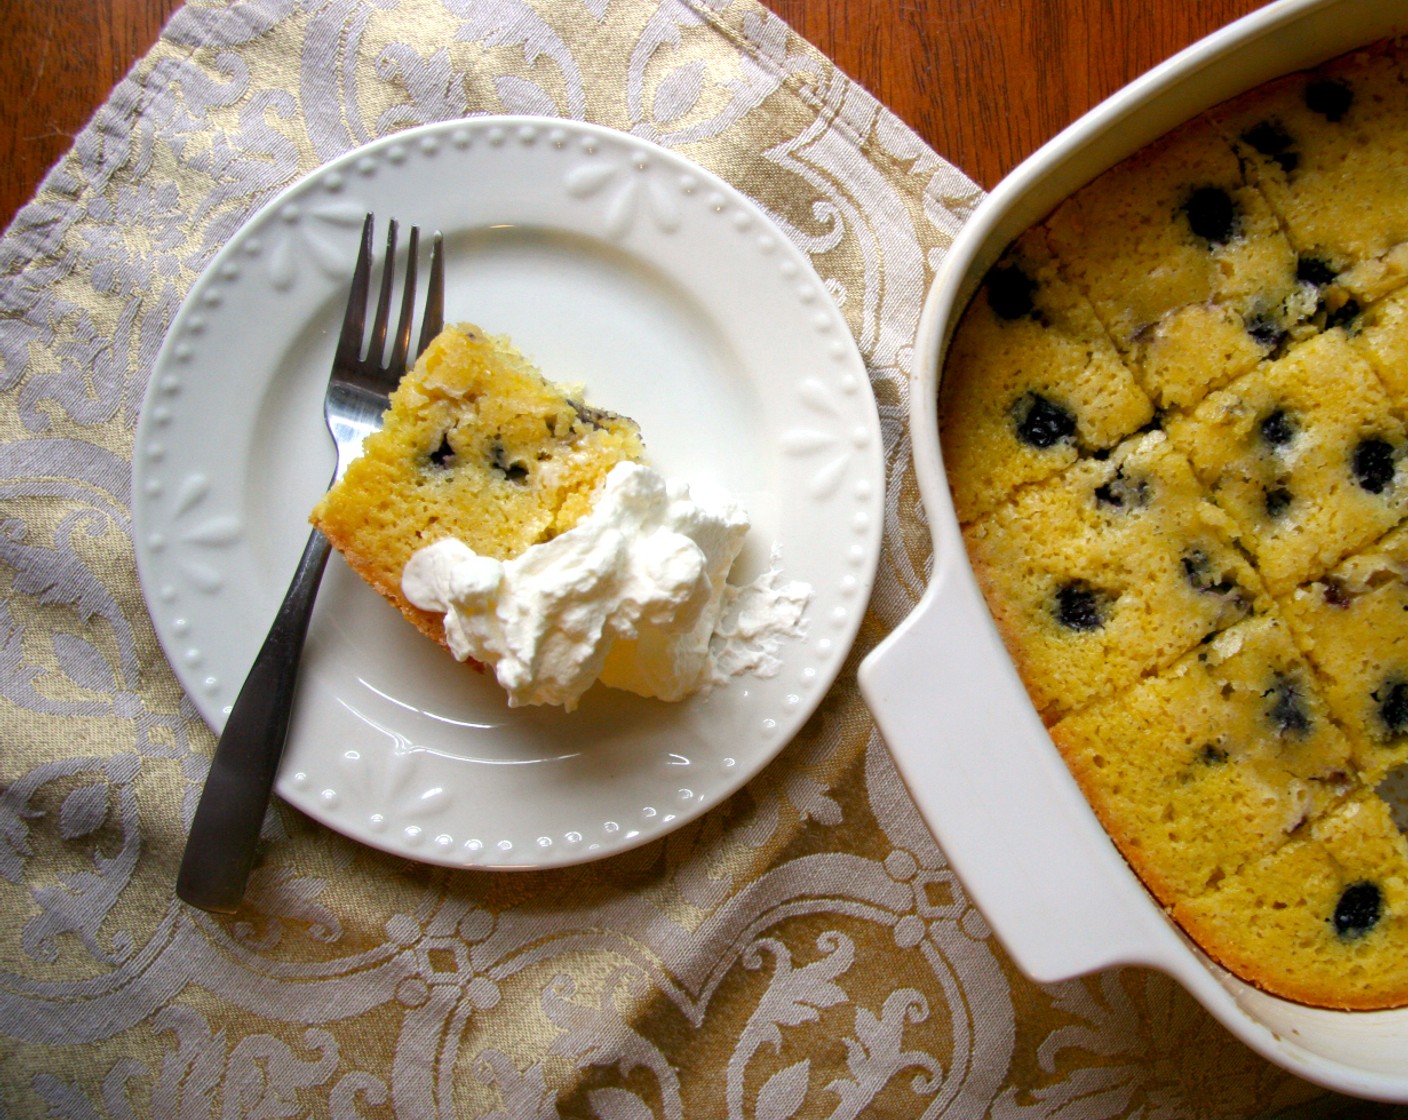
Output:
[318,522,486,673]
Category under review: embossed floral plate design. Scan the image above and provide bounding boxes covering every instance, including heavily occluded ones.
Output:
[133,118,883,870]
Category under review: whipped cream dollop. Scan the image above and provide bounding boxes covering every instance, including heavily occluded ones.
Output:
[402,462,808,710]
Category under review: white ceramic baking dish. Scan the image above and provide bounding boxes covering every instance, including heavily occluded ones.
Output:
[859,0,1408,1101]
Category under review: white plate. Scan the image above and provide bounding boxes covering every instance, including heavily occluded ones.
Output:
[133,117,883,870]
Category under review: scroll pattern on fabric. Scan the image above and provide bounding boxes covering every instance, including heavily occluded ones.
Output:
[0,0,1330,1115]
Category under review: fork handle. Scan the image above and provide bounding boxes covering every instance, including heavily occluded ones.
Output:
[176,528,332,913]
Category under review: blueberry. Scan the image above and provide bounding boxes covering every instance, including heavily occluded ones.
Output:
[1326,298,1361,331]
[1182,186,1238,244]
[1260,408,1297,447]
[1181,550,1212,589]
[1093,467,1149,511]
[489,440,529,483]
[1013,392,1077,449]
[1375,679,1408,737]
[1264,486,1294,519]
[1181,549,1240,598]
[1267,674,1312,736]
[1296,255,1338,288]
[427,432,456,468]
[1333,882,1382,940]
[1352,438,1397,494]
[1305,78,1353,123]
[1241,120,1300,173]
[1200,743,1230,765]
[1245,311,1288,355]
[987,263,1039,321]
[1053,581,1106,632]
[568,399,614,431]
[1322,578,1352,608]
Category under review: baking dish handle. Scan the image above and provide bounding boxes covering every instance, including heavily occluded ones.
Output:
[858,557,1183,983]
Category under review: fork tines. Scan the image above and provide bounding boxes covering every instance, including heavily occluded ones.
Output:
[340,215,445,377]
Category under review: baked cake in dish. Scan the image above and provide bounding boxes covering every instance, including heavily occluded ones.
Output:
[310,323,646,653]
[941,37,1408,1009]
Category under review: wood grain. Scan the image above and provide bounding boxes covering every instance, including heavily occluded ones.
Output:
[0,0,1270,231]
[1,0,182,228]
[762,0,1268,188]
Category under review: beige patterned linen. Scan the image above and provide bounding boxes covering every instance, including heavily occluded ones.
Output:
[0,0,1347,1115]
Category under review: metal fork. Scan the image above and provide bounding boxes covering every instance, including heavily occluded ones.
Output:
[177,214,444,914]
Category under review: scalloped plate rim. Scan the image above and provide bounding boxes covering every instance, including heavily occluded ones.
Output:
[133,116,884,871]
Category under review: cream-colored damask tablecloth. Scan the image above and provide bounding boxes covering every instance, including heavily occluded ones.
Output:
[0,1,1364,1115]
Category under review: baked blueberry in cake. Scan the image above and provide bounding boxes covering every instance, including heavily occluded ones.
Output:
[938,227,1154,523]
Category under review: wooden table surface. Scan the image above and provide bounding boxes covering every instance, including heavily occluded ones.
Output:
[1,0,1268,232]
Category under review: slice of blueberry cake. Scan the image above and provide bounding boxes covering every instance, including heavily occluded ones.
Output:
[962,430,1266,724]
[1044,114,1314,412]
[1283,521,1408,784]
[1051,612,1356,906]
[1172,791,1408,1010]
[310,323,646,653]
[1164,329,1408,596]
